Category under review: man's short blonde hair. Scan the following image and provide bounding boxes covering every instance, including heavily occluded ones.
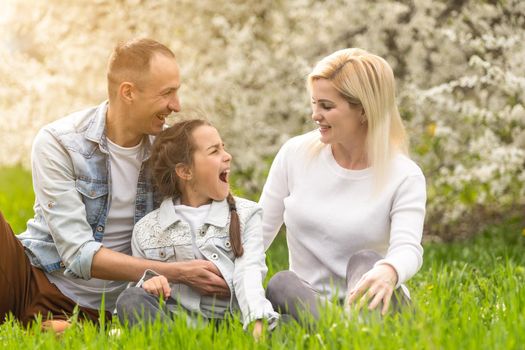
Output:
[107,38,175,98]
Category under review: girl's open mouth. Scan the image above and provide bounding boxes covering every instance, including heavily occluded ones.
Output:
[219,170,230,183]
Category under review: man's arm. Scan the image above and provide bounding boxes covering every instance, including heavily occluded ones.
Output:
[91,247,230,296]
[33,129,229,296]
[31,129,103,279]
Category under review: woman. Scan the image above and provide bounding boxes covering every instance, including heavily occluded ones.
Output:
[260,48,426,320]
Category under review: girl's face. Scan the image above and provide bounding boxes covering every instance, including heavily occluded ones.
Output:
[180,125,232,207]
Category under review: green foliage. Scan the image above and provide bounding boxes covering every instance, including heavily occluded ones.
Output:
[1,167,524,348]
[0,166,33,234]
[3,0,524,240]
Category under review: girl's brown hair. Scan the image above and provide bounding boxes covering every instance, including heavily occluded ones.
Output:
[149,119,243,257]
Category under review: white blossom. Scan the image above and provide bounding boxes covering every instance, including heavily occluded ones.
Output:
[0,0,523,237]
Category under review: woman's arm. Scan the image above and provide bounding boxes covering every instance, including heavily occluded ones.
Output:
[377,173,427,286]
[259,143,291,250]
[347,173,426,314]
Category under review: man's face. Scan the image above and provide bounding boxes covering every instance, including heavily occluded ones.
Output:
[130,53,181,136]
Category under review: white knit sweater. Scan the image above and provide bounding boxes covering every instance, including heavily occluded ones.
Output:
[260,131,426,299]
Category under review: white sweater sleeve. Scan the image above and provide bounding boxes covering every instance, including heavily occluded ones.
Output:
[375,174,427,287]
[259,142,291,251]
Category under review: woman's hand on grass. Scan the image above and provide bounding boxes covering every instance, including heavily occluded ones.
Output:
[346,264,398,315]
[142,275,171,298]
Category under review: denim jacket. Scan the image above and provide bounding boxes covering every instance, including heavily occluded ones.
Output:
[17,101,158,280]
[132,197,279,328]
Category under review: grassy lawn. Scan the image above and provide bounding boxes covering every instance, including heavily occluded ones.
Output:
[0,166,34,234]
[0,166,524,349]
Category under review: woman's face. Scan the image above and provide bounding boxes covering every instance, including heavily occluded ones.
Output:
[310,78,366,147]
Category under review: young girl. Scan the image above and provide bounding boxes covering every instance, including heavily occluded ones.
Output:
[116,119,279,338]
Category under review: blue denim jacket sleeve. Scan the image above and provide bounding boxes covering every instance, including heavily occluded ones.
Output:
[233,203,280,329]
[31,129,103,279]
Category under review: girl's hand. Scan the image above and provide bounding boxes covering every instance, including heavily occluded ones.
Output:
[252,320,264,341]
[142,275,171,298]
[346,264,398,315]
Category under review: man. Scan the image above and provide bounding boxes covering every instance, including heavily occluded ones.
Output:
[0,38,229,328]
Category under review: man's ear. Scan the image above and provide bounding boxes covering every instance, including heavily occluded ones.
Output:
[119,82,134,104]
[175,163,192,181]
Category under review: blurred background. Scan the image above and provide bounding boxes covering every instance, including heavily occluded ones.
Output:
[1,0,524,238]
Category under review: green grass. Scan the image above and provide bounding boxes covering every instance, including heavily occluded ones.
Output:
[0,166,34,234]
[1,166,524,349]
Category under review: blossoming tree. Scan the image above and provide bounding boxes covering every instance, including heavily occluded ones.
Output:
[1,0,523,238]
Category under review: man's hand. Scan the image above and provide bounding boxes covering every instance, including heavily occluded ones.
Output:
[174,260,230,298]
[91,248,230,298]
[346,264,398,315]
[142,275,171,298]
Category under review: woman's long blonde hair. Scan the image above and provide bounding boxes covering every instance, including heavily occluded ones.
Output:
[307,48,408,182]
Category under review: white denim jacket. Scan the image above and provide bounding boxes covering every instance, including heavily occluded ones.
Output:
[17,101,157,279]
[131,196,279,328]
